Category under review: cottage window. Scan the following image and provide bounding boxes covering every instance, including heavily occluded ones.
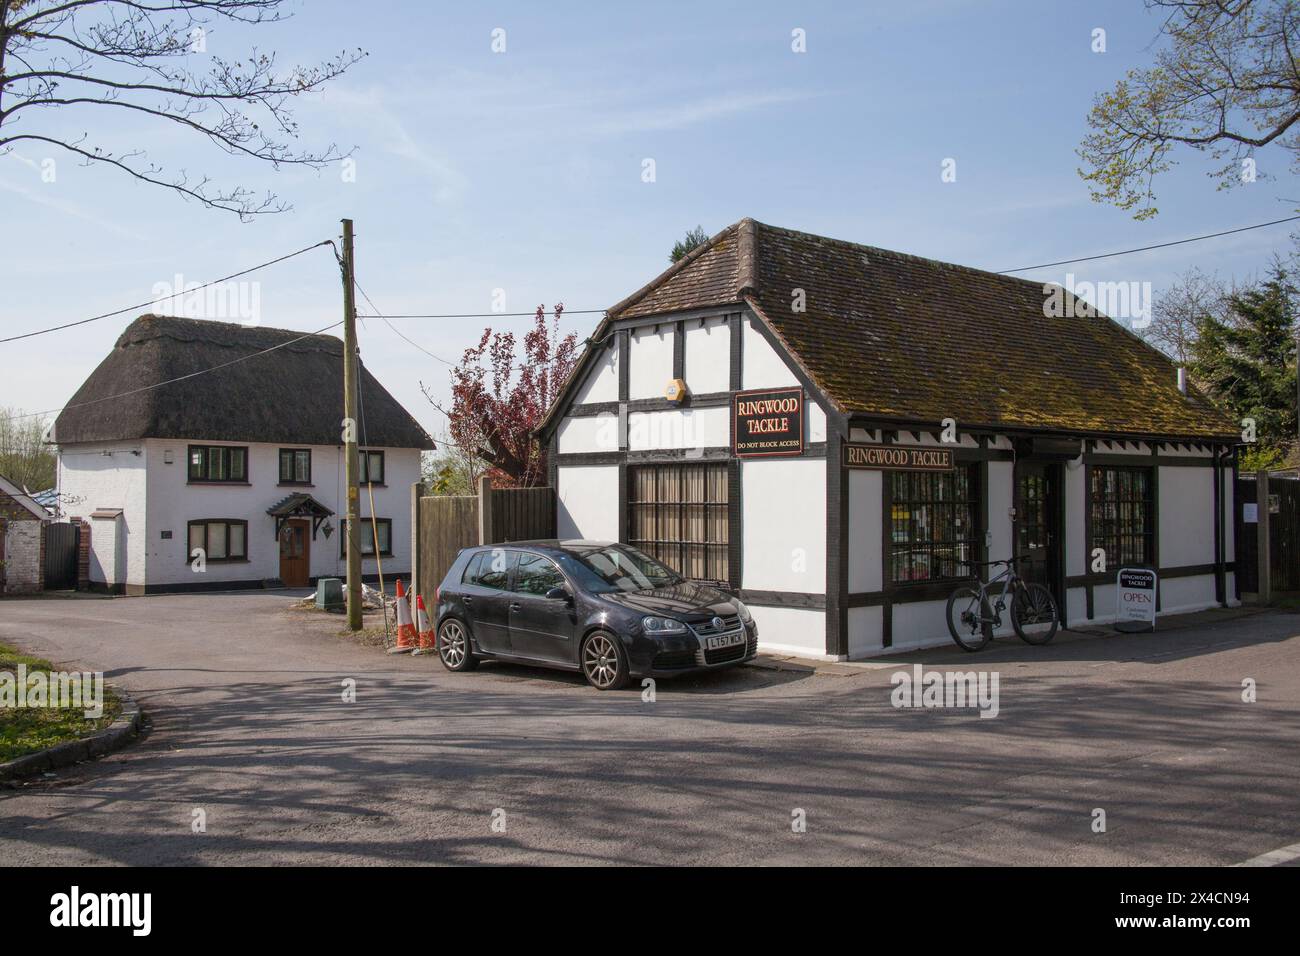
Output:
[188,445,247,483]
[1090,466,1154,567]
[888,466,980,584]
[279,449,312,484]
[628,463,728,583]
[358,449,385,485]
[187,519,247,563]
[340,518,392,557]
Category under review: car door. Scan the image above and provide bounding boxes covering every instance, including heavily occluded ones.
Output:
[507,551,576,664]
[464,548,515,654]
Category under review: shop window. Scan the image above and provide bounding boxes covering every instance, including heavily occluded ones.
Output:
[1090,466,1154,567]
[628,463,728,583]
[888,465,979,584]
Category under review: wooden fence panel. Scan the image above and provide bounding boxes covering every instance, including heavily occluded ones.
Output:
[1271,478,1300,592]
[413,486,557,602]
[487,486,556,543]
[416,495,478,602]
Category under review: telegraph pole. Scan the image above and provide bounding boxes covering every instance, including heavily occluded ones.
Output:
[341,218,362,630]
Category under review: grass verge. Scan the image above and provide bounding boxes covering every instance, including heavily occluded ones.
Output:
[0,642,120,762]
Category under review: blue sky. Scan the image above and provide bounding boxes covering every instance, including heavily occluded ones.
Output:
[3,0,1296,441]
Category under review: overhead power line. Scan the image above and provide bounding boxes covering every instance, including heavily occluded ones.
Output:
[11,321,343,423]
[357,309,607,319]
[0,239,334,344]
[998,215,1300,274]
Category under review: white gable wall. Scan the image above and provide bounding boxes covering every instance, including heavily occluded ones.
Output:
[57,440,148,590]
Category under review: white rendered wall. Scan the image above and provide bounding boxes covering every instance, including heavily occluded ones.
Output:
[137,440,418,587]
[848,469,883,594]
[557,414,618,455]
[684,316,730,394]
[1159,466,1215,565]
[627,407,729,451]
[742,317,799,389]
[574,342,619,404]
[556,465,619,541]
[57,440,148,588]
[742,457,825,595]
[628,325,675,400]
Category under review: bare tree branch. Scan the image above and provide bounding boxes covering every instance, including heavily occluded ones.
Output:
[0,0,365,218]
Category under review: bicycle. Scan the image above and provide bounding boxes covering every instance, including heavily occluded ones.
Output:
[945,555,1059,652]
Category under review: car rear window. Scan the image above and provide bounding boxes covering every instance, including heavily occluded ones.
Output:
[465,546,509,590]
[460,552,485,586]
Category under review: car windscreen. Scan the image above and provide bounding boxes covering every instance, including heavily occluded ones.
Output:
[559,545,682,593]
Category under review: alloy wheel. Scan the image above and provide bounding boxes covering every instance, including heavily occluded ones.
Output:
[582,633,621,689]
[439,620,466,668]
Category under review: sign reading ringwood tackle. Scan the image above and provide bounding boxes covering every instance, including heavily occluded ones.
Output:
[843,442,955,472]
[732,387,804,457]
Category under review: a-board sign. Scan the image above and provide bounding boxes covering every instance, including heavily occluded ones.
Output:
[1116,567,1157,633]
[844,443,955,472]
[733,387,803,457]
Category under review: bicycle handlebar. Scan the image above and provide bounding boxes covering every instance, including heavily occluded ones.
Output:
[957,554,1036,568]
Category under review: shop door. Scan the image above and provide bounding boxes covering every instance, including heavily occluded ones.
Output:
[1015,462,1063,603]
[279,519,311,587]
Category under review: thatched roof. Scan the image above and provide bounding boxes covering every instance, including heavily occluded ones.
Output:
[54,315,434,448]
[541,219,1238,443]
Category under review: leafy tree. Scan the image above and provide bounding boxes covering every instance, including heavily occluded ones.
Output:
[1078,0,1300,219]
[670,225,710,263]
[0,0,364,218]
[0,407,55,491]
[1189,260,1298,463]
[420,445,482,497]
[424,304,578,488]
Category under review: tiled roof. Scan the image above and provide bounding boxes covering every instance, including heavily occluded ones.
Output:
[594,219,1236,441]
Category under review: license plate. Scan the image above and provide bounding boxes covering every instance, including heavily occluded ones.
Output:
[706,633,743,650]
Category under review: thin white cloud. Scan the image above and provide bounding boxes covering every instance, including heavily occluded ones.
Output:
[0,159,149,240]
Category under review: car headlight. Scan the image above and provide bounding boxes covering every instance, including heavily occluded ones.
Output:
[733,599,753,623]
[642,615,686,634]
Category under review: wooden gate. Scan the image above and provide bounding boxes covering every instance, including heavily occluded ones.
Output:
[1236,475,1300,595]
[413,482,557,602]
[42,521,80,590]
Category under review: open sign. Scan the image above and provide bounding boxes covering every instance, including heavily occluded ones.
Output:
[1116,568,1157,633]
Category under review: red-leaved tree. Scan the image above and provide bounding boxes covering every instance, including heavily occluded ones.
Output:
[426,304,578,488]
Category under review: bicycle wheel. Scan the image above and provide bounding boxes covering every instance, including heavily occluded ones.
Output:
[946,586,992,652]
[1011,582,1059,645]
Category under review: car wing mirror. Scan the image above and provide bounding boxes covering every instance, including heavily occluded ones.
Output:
[545,586,572,602]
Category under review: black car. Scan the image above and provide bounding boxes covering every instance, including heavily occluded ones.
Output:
[433,540,757,689]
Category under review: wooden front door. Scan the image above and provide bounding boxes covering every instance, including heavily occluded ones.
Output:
[279,519,310,587]
[1015,462,1063,604]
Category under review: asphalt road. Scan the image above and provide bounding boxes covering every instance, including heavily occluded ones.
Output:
[1,593,1298,865]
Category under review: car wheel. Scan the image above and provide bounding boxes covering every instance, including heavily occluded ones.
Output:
[581,630,630,690]
[437,618,479,672]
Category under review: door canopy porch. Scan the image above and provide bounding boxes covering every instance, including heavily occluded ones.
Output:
[267,493,334,540]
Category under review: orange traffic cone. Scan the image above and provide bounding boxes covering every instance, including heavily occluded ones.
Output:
[412,594,436,656]
[388,578,417,654]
